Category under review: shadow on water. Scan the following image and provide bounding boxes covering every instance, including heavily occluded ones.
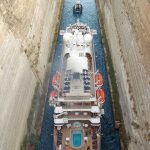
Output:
[36,0,121,150]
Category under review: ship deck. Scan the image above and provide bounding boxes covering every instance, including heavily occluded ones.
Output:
[54,124,100,150]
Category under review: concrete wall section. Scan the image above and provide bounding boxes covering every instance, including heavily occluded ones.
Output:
[98,0,150,149]
[0,34,37,150]
[37,0,62,81]
[0,0,62,149]
[23,0,62,82]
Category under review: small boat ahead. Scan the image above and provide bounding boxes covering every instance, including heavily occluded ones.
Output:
[73,0,82,14]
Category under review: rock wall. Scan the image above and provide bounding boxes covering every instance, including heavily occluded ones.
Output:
[0,0,62,150]
[97,0,150,149]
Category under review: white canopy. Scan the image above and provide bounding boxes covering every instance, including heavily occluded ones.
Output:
[67,56,88,73]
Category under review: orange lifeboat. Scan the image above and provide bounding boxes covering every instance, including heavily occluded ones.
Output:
[52,73,60,87]
[50,91,58,100]
[96,89,105,104]
[95,73,103,87]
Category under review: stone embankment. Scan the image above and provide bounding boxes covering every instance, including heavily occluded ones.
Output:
[0,0,62,150]
[97,0,150,149]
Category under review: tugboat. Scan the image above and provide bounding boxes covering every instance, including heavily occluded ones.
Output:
[73,0,82,14]
[49,20,105,150]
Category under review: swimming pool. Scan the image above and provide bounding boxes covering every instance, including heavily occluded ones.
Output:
[71,130,83,148]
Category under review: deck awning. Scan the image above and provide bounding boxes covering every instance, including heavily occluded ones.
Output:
[67,56,88,73]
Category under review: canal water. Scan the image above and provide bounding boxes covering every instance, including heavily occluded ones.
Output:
[36,0,120,150]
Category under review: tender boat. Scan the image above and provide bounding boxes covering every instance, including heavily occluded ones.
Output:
[73,0,82,14]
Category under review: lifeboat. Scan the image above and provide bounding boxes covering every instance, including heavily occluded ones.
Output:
[52,73,60,88]
[50,91,58,101]
[96,89,105,104]
[95,73,103,87]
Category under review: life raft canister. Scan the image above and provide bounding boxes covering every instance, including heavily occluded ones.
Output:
[96,89,105,104]
[95,73,103,87]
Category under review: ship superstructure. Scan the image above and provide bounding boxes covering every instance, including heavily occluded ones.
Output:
[49,21,105,150]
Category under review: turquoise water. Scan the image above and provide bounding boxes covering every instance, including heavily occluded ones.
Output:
[36,0,121,150]
[72,131,82,148]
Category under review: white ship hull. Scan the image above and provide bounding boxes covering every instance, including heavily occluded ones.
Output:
[49,21,105,150]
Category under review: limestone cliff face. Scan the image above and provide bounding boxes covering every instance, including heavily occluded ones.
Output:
[97,0,150,149]
[0,0,62,150]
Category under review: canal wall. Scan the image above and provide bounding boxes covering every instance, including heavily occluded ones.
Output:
[0,0,62,150]
[97,0,150,150]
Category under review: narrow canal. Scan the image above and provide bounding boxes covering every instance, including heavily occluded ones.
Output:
[36,0,120,150]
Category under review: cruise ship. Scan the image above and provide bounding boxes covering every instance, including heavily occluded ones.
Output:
[49,20,105,150]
